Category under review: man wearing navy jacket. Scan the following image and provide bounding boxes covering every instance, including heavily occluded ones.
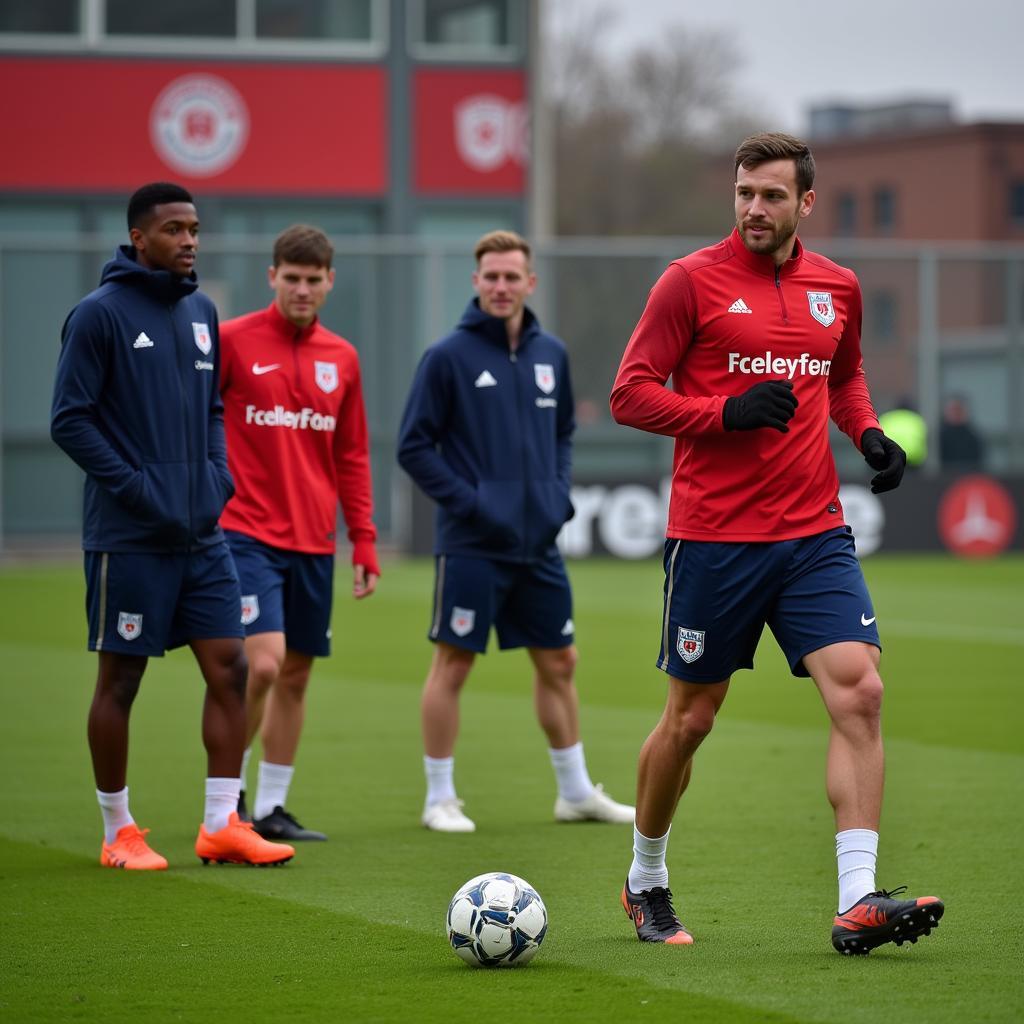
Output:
[397,230,634,833]
[51,183,293,869]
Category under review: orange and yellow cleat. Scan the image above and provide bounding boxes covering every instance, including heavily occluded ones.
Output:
[100,823,169,870]
[195,812,295,866]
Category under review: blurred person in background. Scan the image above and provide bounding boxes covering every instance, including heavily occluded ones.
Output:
[396,230,634,834]
[51,183,293,870]
[939,394,985,470]
[611,133,943,954]
[219,225,379,842]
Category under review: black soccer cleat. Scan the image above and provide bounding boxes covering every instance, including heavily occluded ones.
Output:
[621,880,694,944]
[253,806,327,842]
[237,789,252,823]
[832,886,944,955]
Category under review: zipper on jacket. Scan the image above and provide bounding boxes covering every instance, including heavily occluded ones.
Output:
[775,266,789,324]
[171,305,193,550]
[510,347,527,560]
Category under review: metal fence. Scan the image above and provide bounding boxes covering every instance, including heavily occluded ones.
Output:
[3,233,1022,551]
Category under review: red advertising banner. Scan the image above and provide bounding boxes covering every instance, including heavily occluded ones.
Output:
[414,68,526,195]
[1,57,387,194]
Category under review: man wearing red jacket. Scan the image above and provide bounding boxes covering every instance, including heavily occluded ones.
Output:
[611,133,943,954]
[220,225,379,842]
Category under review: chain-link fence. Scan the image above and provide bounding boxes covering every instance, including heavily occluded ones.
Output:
[3,234,1022,551]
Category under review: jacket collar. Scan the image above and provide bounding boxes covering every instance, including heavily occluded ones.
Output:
[266,300,319,342]
[728,227,805,278]
[457,298,541,351]
[103,245,200,303]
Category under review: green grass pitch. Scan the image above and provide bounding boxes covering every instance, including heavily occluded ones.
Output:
[1,555,1022,1023]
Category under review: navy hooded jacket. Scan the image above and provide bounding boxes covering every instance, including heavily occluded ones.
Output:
[397,299,575,562]
[51,246,233,553]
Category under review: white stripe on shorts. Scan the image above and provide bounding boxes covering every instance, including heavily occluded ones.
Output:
[94,552,109,652]
[658,540,682,670]
[429,555,446,639]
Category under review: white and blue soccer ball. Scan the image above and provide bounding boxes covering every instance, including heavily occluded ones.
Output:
[445,872,548,967]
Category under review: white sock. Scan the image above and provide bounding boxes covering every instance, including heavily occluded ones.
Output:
[628,824,671,893]
[836,828,879,912]
[254,760,294,820]
[548,742,594,803]
[240,747,252,790]
[97,787,134,844]
[424,755,456,806]
[204,777,241,834]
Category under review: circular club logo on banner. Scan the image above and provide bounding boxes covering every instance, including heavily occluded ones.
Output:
[454,94,527,172]
[937,475,1017,558]
[150,74,249,177]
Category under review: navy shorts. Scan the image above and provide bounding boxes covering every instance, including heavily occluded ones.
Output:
[429,554,574,653]
[85,542,243,657]
[658,526,881,682]
[225,530,334,658]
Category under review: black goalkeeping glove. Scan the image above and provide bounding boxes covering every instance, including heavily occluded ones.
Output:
[722,380,798,433]
[861,427,907,494]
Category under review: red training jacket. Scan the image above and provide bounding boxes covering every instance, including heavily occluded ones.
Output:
[610,229,880,542]
[219,302,378,571]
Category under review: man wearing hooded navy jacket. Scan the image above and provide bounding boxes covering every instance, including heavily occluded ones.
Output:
[397,229,634,833]
[51,182,293,870]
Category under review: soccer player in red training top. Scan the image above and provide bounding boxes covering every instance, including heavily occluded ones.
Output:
[51,183,293,869]
[220,225,379,842]
[610,133,944,954]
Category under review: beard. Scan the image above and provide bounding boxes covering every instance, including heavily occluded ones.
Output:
[738,211,800,257]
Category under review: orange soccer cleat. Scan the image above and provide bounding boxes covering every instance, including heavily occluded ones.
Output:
[100,823,169,870]
[195,812,295,866]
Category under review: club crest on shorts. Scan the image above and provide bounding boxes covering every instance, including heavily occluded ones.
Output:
[450,606,476,637]
[534,363,555,395]
[192,322,212,355]
[315,360,338,394]
[117,612,143,641]
[240,594,260,625]
[806,291,836,327]
[676,627,704,664]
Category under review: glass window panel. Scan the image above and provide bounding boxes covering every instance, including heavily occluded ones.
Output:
[1009,181,1024,224]
[0,0,79,32]
[872,186,897,233]
[256,0,372,40]
[835,192,857,236]
[106,0,236,37]
[422,0,511,46]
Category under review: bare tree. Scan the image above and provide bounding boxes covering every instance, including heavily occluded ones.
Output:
[544,3,764,235]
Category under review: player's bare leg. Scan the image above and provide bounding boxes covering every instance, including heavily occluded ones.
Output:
[531,645,634,824]
[421,641,476,758]
[89,652,147,792]
[250,647,323,840]
[421,642,476,831]
[261,650,314,765]
[191,637,248,778]
[529,644,579,749]
[624,677,729,944]
[804,642,884,831]
[243,631,286,748]
[636,677,729,836]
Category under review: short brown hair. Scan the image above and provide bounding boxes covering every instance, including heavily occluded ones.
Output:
[734,132,816,195]
[474,229,531,267]
[273,224,334,268]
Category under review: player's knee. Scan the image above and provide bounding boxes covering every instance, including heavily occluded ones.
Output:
[851,669,884,721]
[248,649,282,693]
[430,644,475,690]
[670,701,717,746]
[538,645,577,686]
[277,664,312,700]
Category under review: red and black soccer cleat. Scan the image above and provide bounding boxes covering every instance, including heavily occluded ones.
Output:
[622,881,694,945]
[832,886,944,955]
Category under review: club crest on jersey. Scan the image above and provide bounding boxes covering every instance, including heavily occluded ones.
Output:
[450,606,476,637]
[117,612,143,641]
[315,360,338,394]
[806,291,836,327]
[240,594,260,626]
[676,627,704,664]
[534,363,555,394]
[192,322,212,355]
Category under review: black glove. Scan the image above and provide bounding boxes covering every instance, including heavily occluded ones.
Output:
[861,427,906,493]
[723,380,798,432]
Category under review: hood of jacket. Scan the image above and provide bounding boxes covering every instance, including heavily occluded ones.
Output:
[100,245,200,304]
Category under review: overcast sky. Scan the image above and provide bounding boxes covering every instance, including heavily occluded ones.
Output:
[549,0,1024,134]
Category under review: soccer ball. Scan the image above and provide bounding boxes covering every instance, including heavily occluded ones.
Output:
[445,872,548,967]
